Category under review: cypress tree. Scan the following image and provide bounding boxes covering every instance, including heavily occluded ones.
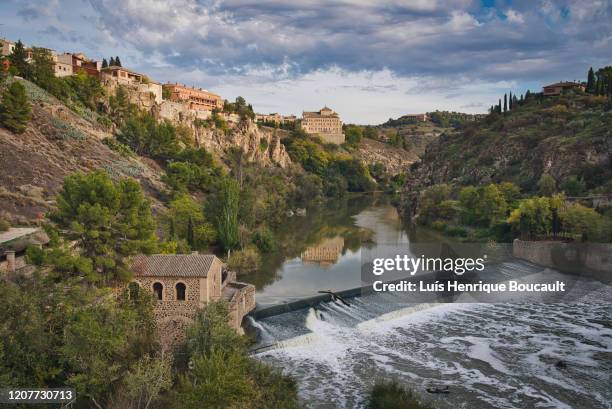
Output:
[0,81,32,134]
[503,93,507,113]
[497,99,502,114]
[525,90,531,101]
[187,216,195,250]
[109,56,115,66]
[115,56,121,67]
[509,91,513,110]
[586,67,595,93]
[102,58,108,69]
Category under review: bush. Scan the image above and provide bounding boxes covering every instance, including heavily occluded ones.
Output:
[0,219,10,232]
[227,246,261,274]
[252,228,275,253]
[369,380,434,409]
[0,81,31,133]
[445,225,468,237]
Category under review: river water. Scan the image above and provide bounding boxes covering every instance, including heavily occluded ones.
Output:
[244,195,612,409]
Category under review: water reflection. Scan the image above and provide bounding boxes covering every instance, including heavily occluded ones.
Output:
[242,194,406,305]
[301,236,345,266]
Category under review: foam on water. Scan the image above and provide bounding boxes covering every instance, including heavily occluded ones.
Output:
[253,273,612,409]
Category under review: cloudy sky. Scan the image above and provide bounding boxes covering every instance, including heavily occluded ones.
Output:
[1,0,610,123]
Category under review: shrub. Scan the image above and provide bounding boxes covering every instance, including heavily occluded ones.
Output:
[227,246,261,274]
[0,81,31,133]
[252,228,275,253]
[0,219,10,232]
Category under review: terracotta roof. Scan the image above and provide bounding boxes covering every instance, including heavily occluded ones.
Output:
[544,81,583,88]
[130,254,217,277]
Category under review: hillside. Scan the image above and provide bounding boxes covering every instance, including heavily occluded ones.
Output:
[0,79,167,223]
[0,78,293,224]
[355,137,417,175]
[404,91,612,196]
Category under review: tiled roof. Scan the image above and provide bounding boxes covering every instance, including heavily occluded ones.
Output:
[544,81,582,88]
[130,254,217,277]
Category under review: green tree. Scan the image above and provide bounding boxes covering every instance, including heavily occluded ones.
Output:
[53,171,157,283]
[586,67,595,93]
[0,81,31,134]
[508,197,552,239]
[30,47,55,87]
[215,179,240,253]
[9,40,31,79]
[538,174,557,196]
[167,195,216,249]
[115,56,122,67]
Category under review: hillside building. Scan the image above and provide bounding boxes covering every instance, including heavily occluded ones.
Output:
[0,38,15,57]
[543,81,585,96]
[402,113,428,122]
[301,106,345,144]
[71,52,101,77]
[130,253,256,347]
[102,65,163,104]
[52,53,73,77]
[256,112,297,124]
[163,83,224,112]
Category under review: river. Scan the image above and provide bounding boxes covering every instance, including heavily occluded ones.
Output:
[242,195,612,409]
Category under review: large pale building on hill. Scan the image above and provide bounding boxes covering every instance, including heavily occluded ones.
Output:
[163,83,224,112]
[301,106,345,144]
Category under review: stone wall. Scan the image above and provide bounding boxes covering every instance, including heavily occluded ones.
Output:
[513,239,612,281]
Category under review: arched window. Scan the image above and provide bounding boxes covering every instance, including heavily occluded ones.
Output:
[176,282,186,301]
[153,282,163,300]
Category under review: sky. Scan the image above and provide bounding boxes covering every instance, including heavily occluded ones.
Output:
[0,0,610,124]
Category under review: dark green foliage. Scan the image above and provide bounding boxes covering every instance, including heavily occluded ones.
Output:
[560,175,586,196]
[369,380,434,409]
[118,111,180,159]
[252,227,275,253]
[8,40,30,79]
[586,67,595,93]
[114,56,122,67]
[344,125,363,145]
[208,178,240,252]
[0,81,31,133]
[172,302,300,409]
[0,272,158,408]
[52,171,157,283]
[102,58,108,68]
[223,96,255,120]
[163,148,224,193]
[0,219,9,232]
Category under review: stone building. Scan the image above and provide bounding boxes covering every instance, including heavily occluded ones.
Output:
[163,83,224,112]
[0,38,15,57]
[402,113,428,122]
[301,106,345,144]
[70,52,101,77]
[543,81,585,96]
[52,53,73,77]
[130,253,256,348]
[102,65,163,104]
[256,113,297,125]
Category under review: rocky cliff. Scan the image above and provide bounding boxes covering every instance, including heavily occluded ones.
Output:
[194,121,291,169]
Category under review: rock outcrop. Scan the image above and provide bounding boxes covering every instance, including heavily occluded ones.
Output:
[195,121,292,168]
